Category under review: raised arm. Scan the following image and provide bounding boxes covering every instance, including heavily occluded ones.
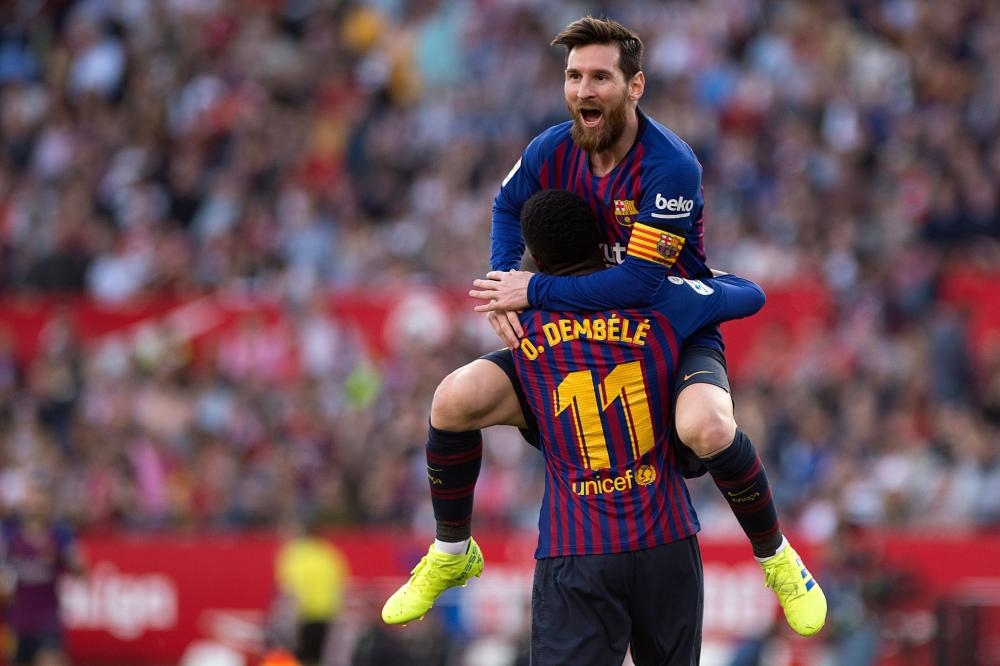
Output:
[491,130,552,272]
[490,158,530,272]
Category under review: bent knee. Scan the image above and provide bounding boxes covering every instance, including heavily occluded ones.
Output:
[675,386,737,457]
[431,360,518,431]
[431,367,486,430]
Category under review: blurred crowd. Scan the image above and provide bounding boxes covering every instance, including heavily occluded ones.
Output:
[0,0,999,550]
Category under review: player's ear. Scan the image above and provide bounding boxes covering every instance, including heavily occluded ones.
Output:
[629,71,644,102]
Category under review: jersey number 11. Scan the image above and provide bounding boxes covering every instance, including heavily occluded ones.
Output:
[553,360,655,471]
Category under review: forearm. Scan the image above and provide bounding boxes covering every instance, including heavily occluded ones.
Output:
[713,274,766,319]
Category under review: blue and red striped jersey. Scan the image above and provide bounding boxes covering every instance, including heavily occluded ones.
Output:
[513,274,764,558]
[492,110,718,352]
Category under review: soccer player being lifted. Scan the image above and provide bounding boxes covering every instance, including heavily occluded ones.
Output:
[382,16,826,638]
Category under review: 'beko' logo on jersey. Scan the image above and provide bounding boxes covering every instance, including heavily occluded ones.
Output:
[652,193,694,219]
[613,199,638,226]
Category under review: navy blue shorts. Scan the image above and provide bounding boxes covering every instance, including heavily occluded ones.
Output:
[671,346,731,479]
[480,348,541,448]
[673,345,730,395]
[531,537,703,666]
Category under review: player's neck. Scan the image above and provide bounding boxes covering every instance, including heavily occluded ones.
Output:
[588,112,640,177]
[552,256,605,277]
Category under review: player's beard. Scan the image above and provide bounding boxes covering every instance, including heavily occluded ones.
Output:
[569,90,630,154]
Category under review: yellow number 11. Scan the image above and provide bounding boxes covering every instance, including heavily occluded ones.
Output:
[552,360,655,470]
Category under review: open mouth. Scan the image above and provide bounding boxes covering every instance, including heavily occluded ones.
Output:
[579,108,603,127]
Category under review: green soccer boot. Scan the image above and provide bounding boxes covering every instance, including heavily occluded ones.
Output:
[381,538,484,625]
[760,543,827,636]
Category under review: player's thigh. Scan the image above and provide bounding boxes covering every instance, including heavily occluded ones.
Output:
[531,554,632,666]
[629,537,703,666]
[673,347,736,455]
[431,356,527,431]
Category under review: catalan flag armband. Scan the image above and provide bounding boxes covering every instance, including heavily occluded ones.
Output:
[626,222,686,267]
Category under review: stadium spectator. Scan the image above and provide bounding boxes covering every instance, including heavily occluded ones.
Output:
[0,476,86,666]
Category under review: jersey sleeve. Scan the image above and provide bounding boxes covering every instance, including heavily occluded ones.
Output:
[658,274,765,338]
[490,138,546,271]
[527,152,703,311]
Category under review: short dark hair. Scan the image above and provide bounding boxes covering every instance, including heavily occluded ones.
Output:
[520,189,602,271]
[551,16,644,81]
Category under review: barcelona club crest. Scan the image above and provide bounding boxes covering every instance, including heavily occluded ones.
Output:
[656,232,682,264]
[614,199,638,227]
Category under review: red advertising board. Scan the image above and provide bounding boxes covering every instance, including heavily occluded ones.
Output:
[2,271,998,379]
[63,534,277,665]
[59,530,1000,666]
[0,282,833,382]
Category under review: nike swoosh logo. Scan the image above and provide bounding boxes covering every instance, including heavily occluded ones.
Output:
[727,484,756,497]
[683,370,713,382]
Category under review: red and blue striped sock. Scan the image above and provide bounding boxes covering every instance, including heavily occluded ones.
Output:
[702,429,783,558]
[426,424,483,543]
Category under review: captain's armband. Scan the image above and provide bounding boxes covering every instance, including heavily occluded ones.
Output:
[626,222,686,267]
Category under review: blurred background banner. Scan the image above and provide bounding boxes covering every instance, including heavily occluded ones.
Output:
[2,270,997,377]
[56,531,1000,666]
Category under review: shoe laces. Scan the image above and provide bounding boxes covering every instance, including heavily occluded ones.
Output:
[764,556,808,599]
[406,554,457,593]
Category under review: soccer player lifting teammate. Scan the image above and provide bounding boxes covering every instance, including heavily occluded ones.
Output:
[382,15,826,638]
[509,188,771,663]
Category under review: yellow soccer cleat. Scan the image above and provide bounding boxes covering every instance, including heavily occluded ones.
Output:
[760,543,827,636]
[381,538,484,625]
